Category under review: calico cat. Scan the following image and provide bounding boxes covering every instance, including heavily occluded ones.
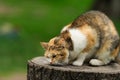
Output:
[41,11,120,66]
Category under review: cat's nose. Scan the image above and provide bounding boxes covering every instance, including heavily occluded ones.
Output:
[50,61,52,64]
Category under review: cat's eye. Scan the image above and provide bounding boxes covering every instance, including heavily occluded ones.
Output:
[60,54,64,57]
[61,46,64,49]
[58,46,64,50]
[52,54,56,58]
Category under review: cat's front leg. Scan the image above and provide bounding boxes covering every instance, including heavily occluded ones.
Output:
[72,53,87,66]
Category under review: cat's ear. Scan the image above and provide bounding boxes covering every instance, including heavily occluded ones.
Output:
[40,42,48,50]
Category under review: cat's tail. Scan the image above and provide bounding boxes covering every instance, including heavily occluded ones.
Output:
[116,52,120,64]
[115,43,120,64]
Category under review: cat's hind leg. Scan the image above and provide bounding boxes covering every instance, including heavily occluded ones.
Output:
[90,36,120,66]
[89,36,114,66]
[90,51,114,66]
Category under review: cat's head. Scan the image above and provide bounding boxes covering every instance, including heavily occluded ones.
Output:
[40,37,70,65]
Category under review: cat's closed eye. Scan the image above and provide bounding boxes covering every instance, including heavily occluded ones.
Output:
[60,54,64,57]
[52,54,56,58]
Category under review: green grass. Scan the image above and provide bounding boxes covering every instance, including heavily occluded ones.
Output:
[0,0,120,74]
[0,0,95,73]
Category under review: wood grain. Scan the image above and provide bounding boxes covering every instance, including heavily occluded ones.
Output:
[27,57,120,80]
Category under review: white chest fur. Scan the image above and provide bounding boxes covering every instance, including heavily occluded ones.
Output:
[68,29,87,59]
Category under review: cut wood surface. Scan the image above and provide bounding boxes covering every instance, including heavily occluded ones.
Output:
[27,57,120,80]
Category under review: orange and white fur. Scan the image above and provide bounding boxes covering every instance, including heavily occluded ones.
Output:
[41,11,120,66]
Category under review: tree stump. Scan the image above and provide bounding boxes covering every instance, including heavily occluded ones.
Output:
[27,57,120,80]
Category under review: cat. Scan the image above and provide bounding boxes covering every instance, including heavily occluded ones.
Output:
[41,11,120,66]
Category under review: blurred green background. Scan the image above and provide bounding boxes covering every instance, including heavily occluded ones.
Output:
[0,0,120,77]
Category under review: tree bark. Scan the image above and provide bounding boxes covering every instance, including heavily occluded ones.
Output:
[27,57,120,80]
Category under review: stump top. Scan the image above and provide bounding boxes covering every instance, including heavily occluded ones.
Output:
[29,56,120,74]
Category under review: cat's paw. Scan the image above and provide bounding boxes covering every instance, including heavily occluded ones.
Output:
[89,59,104,66]
[72,61,83,66]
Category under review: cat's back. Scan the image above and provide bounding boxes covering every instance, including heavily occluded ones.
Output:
[68,11,119,53]
[70,11,119,36]
[71,11,111,27]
